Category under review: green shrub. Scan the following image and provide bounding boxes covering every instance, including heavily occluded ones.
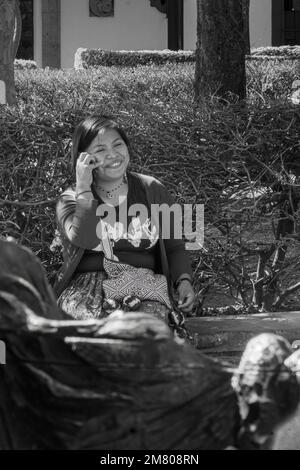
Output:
[74,48,195,69]
[1,64,195,283]
[245,46,300,103]
[14,59,38,70]
[246,59,299,102]
[251,45,300,58]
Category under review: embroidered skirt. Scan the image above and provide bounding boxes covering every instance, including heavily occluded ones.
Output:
[57,271,170,323]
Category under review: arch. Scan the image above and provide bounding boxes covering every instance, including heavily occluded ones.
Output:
[150,0,167,15]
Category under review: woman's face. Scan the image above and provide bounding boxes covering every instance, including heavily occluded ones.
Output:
[85,127,130,183]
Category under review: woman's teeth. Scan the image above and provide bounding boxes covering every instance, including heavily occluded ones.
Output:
[107,160,122,168]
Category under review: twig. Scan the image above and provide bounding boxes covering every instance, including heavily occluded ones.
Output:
[0,199,56,208]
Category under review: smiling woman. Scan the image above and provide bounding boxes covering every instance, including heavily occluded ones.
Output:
[53,115,195,342]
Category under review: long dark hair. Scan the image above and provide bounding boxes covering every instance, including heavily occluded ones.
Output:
[71,115,130,172]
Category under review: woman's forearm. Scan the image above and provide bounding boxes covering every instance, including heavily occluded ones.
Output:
[166,246,193,283]
[56,192,100,249]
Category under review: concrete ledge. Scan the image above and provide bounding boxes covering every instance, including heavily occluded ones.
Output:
[186,311,300,363]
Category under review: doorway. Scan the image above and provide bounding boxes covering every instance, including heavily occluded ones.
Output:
[16,0,34,60]
[283,0,300,44]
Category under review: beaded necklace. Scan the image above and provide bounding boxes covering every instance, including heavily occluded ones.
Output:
[95,176,127,199]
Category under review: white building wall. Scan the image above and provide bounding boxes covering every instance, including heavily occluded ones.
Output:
[60,0,167,68]
[32,0,273,68]
[249,0,272,48]
[183,0,272,52]
[33,0,42,66]
[184,0,197,50]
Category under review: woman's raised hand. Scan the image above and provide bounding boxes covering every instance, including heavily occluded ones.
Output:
[76,152,103,191]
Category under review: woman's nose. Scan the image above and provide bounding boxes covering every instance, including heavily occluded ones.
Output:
[106,148,118,159]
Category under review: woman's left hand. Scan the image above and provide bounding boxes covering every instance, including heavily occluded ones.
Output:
[177,280,195,314]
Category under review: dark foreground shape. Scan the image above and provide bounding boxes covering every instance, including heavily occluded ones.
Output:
[0,240,300,450]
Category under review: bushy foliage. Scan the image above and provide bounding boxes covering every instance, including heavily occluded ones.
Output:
[1,61,300,315]
[74,48,195,69]
[251,45,300,58]
[247,59,300,103]
[246,46,300,103]
[1,64,196,284]
[76,46,300,71]
[14,59,38,70]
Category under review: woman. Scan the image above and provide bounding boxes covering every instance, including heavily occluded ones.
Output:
[54,115,195,331]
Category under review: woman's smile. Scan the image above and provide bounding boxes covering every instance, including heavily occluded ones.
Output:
[105,158,124,169]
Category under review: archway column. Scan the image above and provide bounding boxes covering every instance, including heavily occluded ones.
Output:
[167,0,183,50]
[41,0,60,68]
[150,0,183,50]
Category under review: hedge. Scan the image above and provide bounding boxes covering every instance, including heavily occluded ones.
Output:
[74,46,300,70]
[14,59,38,70]
[74,48,196,68]
[251,45,300,58]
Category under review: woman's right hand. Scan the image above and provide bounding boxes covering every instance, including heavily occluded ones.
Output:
[76,152,103,191]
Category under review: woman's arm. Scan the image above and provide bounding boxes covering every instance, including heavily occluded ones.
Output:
[150,178,195,312]
[56,189,100,249]
[56,151,105,249]
[152,180,193,278]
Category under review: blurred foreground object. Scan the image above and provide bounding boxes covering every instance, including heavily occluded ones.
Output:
[0,240,299,450]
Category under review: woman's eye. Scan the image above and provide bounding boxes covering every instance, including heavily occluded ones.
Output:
[114,142,123,147]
